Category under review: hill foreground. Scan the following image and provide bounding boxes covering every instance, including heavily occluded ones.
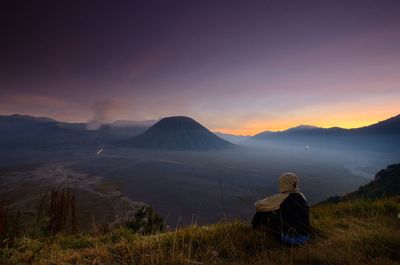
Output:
[3,197,400,265]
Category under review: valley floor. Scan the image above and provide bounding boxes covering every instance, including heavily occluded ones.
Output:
[0,162,146,230]
[3,197,400,265]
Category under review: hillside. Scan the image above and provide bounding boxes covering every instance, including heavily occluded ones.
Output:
[4,197,400,264]
[119,116,235,150]
[323,163,400,204]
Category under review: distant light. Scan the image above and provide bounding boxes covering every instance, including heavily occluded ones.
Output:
[96,148,104,155]
[306,145,310,149]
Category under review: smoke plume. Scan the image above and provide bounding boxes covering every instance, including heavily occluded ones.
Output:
[87,100,119,130]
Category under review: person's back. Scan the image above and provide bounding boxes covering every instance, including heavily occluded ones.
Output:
[252,172,310,245]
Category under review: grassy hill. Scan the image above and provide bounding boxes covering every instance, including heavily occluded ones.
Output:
[3,197,400,265]
[322,163,400,204]
[347,163,400,199]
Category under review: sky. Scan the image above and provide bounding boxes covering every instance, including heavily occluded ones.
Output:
[0,0,399,135]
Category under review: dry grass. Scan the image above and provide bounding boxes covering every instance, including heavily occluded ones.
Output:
[36,187,77,236]
[1,198,400,265]
[0,203,22,248]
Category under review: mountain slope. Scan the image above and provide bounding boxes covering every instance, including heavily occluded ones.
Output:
[118,116,235,150]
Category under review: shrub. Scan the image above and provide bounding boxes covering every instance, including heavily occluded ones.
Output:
[125,206,165,235]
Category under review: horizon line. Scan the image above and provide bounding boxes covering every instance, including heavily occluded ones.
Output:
[2,112,398,137]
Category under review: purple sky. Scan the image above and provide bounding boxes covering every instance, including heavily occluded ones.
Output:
[1,0,399,134]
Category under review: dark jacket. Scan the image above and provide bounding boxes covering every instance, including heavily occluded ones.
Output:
[252,192,310,238]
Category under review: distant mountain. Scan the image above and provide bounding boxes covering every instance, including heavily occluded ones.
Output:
[214,132,251,144]
[0,114,233,151]
[254,114,400,139]
[251,114,400,151]
[0,114,116,149]
[1,114,56,123]
[118,116,235,151]
[253,125,343,139]
[0,114,153,150]
[3,113,399,152]
[285,124,320,131]
[349,114,400,135]
[321,163,400,204]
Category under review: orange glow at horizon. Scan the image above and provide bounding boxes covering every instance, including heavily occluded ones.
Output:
[213,111,399,136]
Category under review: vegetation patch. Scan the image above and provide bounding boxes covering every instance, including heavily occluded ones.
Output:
[2,197,399,264]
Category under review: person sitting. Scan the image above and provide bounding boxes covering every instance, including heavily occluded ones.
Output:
[252,172,310,245]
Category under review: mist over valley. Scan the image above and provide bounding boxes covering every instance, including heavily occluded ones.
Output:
[0,114,398,227]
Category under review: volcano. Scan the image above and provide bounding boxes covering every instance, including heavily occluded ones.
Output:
[118,116,235,150]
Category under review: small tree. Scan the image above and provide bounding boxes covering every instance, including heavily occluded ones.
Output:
[125,206,165,235]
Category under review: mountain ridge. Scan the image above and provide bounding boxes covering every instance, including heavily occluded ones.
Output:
[253,114,400,138]
[1,113,399,151]
[251,114,400,152]
[2,113,399,136]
